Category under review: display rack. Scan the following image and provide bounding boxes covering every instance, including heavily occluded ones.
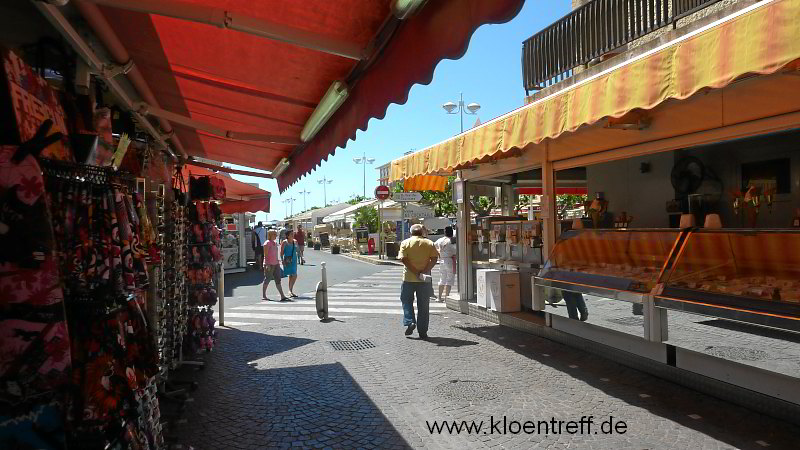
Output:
[533,227,800,333]
[40,159,165,448]
[655,228,800,332]
[534,228,682,304]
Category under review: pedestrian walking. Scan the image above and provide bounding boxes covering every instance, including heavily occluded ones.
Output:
[398,223,439,339]
[281,229,299,298]
[252,221,266,270]
[279,224,292,241]
[434,226,457,302]
[262,229,289,301]
[296,224,306,265]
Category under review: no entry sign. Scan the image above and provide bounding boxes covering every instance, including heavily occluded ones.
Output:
[375,185,391,200]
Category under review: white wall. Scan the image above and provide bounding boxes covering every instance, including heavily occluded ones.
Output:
[584,152,676,228]
[682,131,800,228]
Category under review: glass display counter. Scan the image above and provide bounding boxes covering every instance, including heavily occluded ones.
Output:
[535,229,681,303]
[655,229,800,332]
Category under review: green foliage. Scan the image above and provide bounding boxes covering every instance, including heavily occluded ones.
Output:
[470,196,496,216]
[353,206,379,233]
[557,194,588,209]
[347,195,368,205]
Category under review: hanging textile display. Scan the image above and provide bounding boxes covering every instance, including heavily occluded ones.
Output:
[39,159,163,449]
[0,146,71,449]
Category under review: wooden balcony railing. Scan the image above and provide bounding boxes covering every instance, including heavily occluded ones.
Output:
[522,0,723,93]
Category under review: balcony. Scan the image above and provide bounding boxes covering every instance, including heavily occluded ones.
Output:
[522,0,725,93]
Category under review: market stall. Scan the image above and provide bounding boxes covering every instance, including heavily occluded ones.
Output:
[185,166,270,273]
[389,0,800,412]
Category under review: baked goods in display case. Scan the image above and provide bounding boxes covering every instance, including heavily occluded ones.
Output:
[663,230,800,306]
[668,275,800,303]
[540,229,679,293]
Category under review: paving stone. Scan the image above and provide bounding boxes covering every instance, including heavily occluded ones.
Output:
[172,269,800,449]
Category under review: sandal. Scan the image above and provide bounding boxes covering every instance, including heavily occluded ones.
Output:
[280,297,290,302]
[290,293,299,298]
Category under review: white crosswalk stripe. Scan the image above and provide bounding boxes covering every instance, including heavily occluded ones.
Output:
[219,266,452,325]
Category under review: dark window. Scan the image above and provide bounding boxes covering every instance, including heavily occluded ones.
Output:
[741,158,791,194]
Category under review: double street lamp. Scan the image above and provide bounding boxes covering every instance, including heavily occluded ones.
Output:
[317,177,333,206]
[298,189,311,211]
[442,92,480,133]
[283,197,295,218]
[353,152,375,199]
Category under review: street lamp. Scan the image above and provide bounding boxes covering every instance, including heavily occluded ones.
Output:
[317,177,333,206]
[282,197,295,218]
[442,92,480,133]
[298,189,311,211]
[353,152,375,198]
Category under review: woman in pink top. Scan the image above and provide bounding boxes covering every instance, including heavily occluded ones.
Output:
[262,229,288,301]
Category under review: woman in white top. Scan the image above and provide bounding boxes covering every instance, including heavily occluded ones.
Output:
[434,226,457,302]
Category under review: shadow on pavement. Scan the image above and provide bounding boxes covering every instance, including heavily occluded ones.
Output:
[173,328,410,448]
[410,336,478,347]
[223,268,264,297]
[453,323,799,449]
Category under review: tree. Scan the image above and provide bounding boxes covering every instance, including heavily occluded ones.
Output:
[353,206,379,233]
[470,196,495,216]
[347,195,368,205]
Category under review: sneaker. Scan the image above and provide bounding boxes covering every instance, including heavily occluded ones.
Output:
[404,323,416,336]
[419,333,428,339]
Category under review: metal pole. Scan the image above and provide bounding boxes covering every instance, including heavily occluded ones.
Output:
[401,203,405,241]
[459,92,464,133]
[323,181,327,206]
[362,152,366,198]
[218,265,224,326]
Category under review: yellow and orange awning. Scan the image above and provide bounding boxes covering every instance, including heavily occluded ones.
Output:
[391,0,800,182]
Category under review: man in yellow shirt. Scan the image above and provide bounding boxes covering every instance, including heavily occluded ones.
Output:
[398,224,439,339]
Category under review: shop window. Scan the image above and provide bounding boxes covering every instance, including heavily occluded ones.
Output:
[741,158,791,194]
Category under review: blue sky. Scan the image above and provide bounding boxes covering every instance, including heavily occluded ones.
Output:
[230,1,571,221]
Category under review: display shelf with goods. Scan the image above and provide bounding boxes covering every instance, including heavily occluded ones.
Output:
[535,228,683,304]
[656,229,800,332]
[40,159,165,449]
[184,199,223,356]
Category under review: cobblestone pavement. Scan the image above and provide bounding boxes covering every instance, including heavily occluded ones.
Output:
[174,268,799,449]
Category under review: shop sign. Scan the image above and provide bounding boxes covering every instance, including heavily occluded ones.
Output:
[402,209,434,219]
[375,185,391,200]
[393,192,423,202]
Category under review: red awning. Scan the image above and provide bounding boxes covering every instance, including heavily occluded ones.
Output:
[185,166,271,213]
[80,0,523,191]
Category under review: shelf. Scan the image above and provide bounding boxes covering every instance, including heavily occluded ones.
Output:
[534,275,646,304]
[654,295,800,333]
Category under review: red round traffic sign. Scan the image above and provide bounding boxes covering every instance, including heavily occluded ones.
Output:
[375,185,390,200]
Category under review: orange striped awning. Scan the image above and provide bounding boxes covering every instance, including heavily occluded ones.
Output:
[390,0,800,182]
[403,175,448,192]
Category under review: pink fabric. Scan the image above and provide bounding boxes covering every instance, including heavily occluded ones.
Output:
[264,240,279,265]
